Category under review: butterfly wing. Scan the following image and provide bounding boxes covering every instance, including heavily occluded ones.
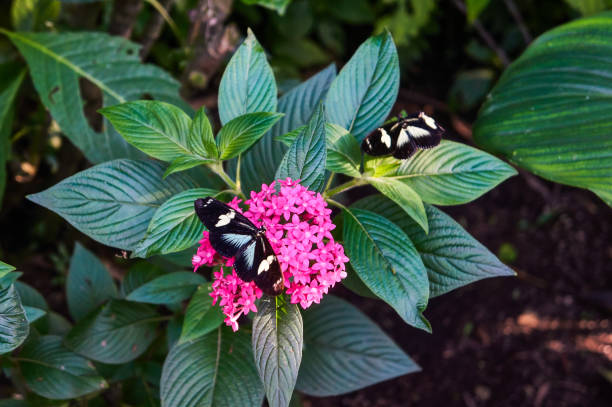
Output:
[194,197,257,258]
[404,112,444,150]
[235,234,284,296]
[361,120,400,156]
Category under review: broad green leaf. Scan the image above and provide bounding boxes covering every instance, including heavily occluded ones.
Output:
[238,64,335,194]
[296,296,419,396]
[275,126,306,146]
[0,261,16,280]
[11,0,60,31]
[217,112,283,160]
[125,272,206,304]
[354,195,515,297]
[466,0,490,23]
[341,262,377,299]
[0,63,26,207]
[120,261,166,297]
[325,123,362,177]
[67,243,117,321]
[27,159,197,251]
[325,31,399,142]
[276,104,327,191]
[218,29,277,125]
[0,284,28,354]
[15,282,48,310]
[133,188,217,257]
[394,140,516,205]
[164,156,211,178]
[190,107,218,159]
[64,299,159,364]
[252,296,303,407]
[179,284,225,343]
[343,208,430,331]
[277,123,362,176]
[241,0,292,14]
[473,13,612,206]
[0,273,21,289]
[46,311,72,336]
[366,177,428,233]
[161,327,264,407]
[1,31,187,163]
[100,100,194,162]
[23,306,46,323]
[20,335,106,399]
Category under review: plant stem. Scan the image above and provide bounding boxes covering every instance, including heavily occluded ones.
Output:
[208,162,245,199]
[325,198,349,211]
[323,178,365,199]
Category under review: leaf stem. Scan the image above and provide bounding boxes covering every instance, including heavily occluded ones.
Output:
[208,162,246,200]
[325,198,349,211]
[323,178,365,199]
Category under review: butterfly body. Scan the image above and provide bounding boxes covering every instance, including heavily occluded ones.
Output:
[362,112,444,159]
[194,197,284,296]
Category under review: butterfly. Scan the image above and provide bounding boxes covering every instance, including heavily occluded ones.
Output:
[361,111,444,159]
[194,197,284,296]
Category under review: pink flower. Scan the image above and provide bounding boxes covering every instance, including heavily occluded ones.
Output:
[193,178,349,331]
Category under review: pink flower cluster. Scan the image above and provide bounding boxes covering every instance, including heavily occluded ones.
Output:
[192,178,349,331]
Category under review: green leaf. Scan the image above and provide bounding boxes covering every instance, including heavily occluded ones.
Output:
[564,0,608,15]
[100,100,194,163]
[218,29,277,125]
[325,31,399,142]
[343,208,430,331]
[366,177,428,233]
[354,195,515,297]
[341,262,377,299]
[252,296,303,407]
[24,306,46,323]
[133,188,217,257]
[11,0,60,31]
[120,262,166,297]
[394,140,517,205]
[161,327,264,407]
[0,63,26,207]
[466,0,490,23]
[67,243,117,321]
[276,104,327,191]
[325,123,361,177]
[64,299,159,364]
[237,64,335,194]
[179,284,225,344]
[15,281,48,310]
[296,296,419,396]
[27,159,197,251]
[20,335,106,399]
[0,261,16,280]
[473,13,612,206]
[217,112,284,160]
[190,107,218,159]
[0,284,28,354]
[125,272,206,304]
[1,30,187,163]
[241,0,292,15]
[164,156,211,178]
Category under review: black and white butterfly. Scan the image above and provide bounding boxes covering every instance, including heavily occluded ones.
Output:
[194,197,284,296]
[361,111,444,159]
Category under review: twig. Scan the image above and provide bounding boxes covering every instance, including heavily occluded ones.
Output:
[140,0,176,59]
[451,0,510,67]
[108,0,143,38]
[503,0,532,44]
[181,0,238,92]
